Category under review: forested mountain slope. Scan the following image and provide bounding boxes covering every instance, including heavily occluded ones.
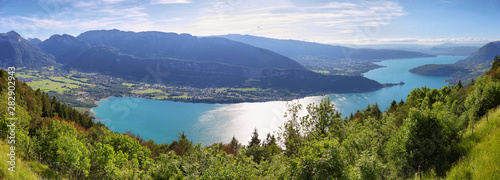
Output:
[0,30,385,95]
[68,45,384,92]
[220,34,434,61]
[0,31,56,68]
[77,30,305,70]
[39,34,91,64]
[219,34,435,76]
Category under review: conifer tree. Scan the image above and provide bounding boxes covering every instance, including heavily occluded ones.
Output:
[248,128,261,147]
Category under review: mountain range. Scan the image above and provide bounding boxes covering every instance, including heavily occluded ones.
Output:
[67,44,383,92]
[349,43,481,56]
[0,29,441,93]
[455,41,500,67]
[0,31,55,68]
[77,30,304,70]
[219,34,435,63]
[39,34,91,64]
[410,41,500,82]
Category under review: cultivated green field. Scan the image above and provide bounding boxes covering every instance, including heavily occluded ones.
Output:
[17,70,95,94]
[312,70,330,74]
[133,89,166,94]
[171,92,191,99]
[28,79,79,93]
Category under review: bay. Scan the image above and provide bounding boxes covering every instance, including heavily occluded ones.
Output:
[92,55,465,145]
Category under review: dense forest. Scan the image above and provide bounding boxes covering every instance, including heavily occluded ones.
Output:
[1,56,500,179]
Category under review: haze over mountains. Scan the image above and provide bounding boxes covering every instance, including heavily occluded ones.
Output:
[77,30,305,70]
[455,41,500,67]
[349,43,481,56]
[0,29,452,93]
[410,41,500,82]
[39,34,91,64]
[70,30,384,92]
[219,34,435,64]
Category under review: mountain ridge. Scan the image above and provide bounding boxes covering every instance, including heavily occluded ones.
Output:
[0,30,56,68]
[455,41,500,67]
[218,34,435,61]
[39,34,91,64]
[1,30,386,95]
[67,45,384,92]
[409,41,500,82]
[77,30,305,70]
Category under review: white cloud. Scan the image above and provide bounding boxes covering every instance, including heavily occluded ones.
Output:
[102,0,127,4]
[0,1,156,35]
[151,0,192,4]
[340,37,500,45]
[7,0,493,45]
[71,0,130,7]
[1,0,411,44]
[169,0,407,44]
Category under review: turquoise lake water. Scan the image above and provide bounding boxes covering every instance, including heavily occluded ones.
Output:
[92,55,465,145]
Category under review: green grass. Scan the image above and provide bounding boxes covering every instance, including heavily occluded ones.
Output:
[312,70,330,74]
[50,76,92,86]
[26,75,95,93]
[68,75,89,83]
[216,88,227,93]
[17,69,95,94]
[0,140,43,180]
[28,79,79,93]
[133,89,167,94]
[232,88,258,92]
[122,82,137,87]
[445,107,500,179]
[42,66,55,71]
[171,92,191,99]
[15,72,39,79]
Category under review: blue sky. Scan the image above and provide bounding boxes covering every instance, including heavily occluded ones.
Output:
[0,0,499,44]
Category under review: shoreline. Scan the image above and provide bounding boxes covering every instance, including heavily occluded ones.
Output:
[90,96,113,115]
[91,56,460,107]
[91,85,386,106]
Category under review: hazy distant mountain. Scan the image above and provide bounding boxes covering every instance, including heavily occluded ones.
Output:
[435,43,486,48]
[0,29,384,93]
[426,46,479,56]
[0,31,55,68]
[218,34,434,62]
[410,41,500,82]
[77,30,304,70]
[39,34,91,64]
[350,43,480,56]
[68,45,383,92]
[455,41,500,67]
[345,44,434,50]
[27,37,42,44]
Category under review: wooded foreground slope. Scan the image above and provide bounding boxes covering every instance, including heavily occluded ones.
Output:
[0,55,499,179]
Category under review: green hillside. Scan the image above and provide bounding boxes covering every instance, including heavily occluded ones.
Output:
[0,56,499,179]
[445,107,500,179]
[0,139,42,180]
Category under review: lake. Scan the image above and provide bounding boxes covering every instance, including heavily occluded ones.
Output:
[92,55,465,145]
